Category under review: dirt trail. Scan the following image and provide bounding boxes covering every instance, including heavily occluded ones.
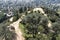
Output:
[9,18,25,40]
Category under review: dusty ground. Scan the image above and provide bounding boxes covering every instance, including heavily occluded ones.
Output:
[9,18,25,40]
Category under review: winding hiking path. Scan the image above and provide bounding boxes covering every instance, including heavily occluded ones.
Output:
[9,18,25,40]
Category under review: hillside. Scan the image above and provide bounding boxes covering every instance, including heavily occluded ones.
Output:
[0,2,60,40]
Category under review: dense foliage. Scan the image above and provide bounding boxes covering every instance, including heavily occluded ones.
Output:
[20,8,60,40]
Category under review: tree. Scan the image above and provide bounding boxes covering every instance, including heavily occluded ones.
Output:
[20,12,51,40]
[0,25,16,40]
[19,7,23,13]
